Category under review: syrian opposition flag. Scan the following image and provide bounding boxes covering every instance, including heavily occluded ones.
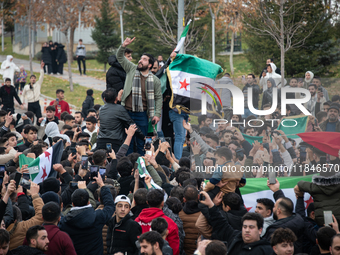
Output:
[168,54,223,113]
[277,115,309,139]
[174,20,191,53]
[27,140,64,184]
[297,132,340,157]
[137,157,163,190]
[241,176,313,212]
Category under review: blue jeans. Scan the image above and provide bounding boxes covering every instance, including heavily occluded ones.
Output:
[242,108,257,119]
[127,111,148,156]
[169,109,188,160]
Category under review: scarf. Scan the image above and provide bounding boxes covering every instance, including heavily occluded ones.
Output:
[132,70,155,117]
[305,71,314,83]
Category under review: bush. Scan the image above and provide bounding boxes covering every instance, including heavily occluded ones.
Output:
[73,51,98,60]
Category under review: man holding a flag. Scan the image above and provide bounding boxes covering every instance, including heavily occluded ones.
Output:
[116,37,162,155]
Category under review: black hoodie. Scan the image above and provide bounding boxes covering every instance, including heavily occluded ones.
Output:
[106,55,126,92]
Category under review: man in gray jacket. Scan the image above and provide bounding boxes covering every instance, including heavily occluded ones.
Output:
[97,88,145,152]
[76,39,86,75]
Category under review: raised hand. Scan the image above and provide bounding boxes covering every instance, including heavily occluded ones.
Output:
[122,37,136,47]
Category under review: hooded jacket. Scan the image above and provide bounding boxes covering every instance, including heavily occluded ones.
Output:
[298,173,340,226]
[44,122,70,144]
[23,224,77,255]
[259,63,286,91]
[56,44,67,64]
[59,186,115,255]
[178,201,201,255]
[106,55,126,92]
[135,207,180,255]
[82,95,94,117]
[107,213,142,255]
[261,78,281,109]
[1,55,20,84]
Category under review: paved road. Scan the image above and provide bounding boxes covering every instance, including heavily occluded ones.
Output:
[0,56,106,91]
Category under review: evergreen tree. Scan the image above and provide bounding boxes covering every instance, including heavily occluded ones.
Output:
[243,0,340,78]
[91,0,120,72]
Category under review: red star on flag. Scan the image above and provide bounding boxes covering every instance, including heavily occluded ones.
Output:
[244,204,252,212]
[179,79,190,91]
[41,166,47,181]
[201,85,208,94]
[304,196,314,209]
[44,151,51,162]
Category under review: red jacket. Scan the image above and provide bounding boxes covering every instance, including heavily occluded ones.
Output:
[24,224,76,255]
[135,207,179,255]
[49,100,71,119]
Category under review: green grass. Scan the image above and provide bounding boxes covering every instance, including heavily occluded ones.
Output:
[39,73,104,108]
[70,69,106,80]
[217,54,253,78]
[1,37,31,60]
[70,59,106,70]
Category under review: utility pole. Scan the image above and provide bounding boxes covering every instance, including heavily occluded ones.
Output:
[177,0,184,54]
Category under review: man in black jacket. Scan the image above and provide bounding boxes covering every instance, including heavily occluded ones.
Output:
[82,89,94,117]
[264,179,317,254]
[17,125,38,152]
[199,191,273,255]
[0,78,24,113]
[97,88,145,152]
[106,48,133,93]
[59,173,115,255]
[107,195,142,255]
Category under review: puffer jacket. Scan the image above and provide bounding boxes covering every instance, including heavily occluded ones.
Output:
[7,195,44,250]
[106,55,126,92]
[107,213,142,255]
[178,201,201,255]
[96,204,115,254]
[298,173,340,226]
[98,103,145,143]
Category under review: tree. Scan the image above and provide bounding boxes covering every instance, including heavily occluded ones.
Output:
[91,0,120,72]
[134,0,208,52]
[42,0,97,91]
[244,0,340,78]
[243,0,323,85]
[15,0,44,74]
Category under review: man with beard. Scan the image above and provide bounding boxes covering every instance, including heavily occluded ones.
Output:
[305,84,326,116]
[22,62,45,120]
[263,179,317,254]
[242,74,260,118]
[319,105,340,132]
[139,231,164,255]
[116,37,162,155]
[74,111,85,128]
[11,225,49,255]
[151,59,160,75]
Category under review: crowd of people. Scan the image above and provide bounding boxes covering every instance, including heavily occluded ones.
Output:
[0,37,339,255]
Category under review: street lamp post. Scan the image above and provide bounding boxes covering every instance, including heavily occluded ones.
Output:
[1,2,4,52]
[113,0,127,44]
[206,0,219,63]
